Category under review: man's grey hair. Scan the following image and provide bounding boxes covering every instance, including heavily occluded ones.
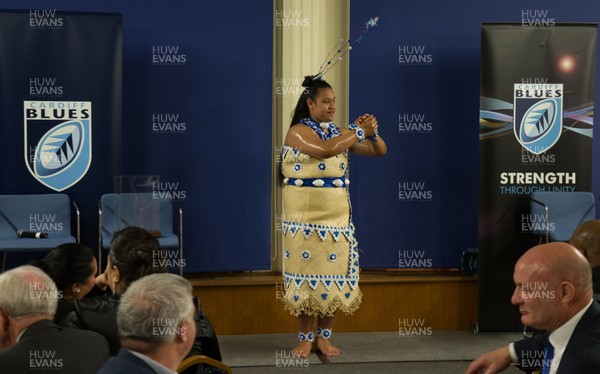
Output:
[117,273,194,345]
[0,265,58,318]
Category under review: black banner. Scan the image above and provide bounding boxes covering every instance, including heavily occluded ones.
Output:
[479,23,596,331]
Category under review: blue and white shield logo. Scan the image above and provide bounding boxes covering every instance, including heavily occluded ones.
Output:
[24,101,92,191]
[513,84,563,155]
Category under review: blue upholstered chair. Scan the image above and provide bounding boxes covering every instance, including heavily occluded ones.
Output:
[0,194,79,271]
[529,191,595,243]
[98,193,183,275]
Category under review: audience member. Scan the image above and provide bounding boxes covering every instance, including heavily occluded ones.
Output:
[31,243,97,323]
[466,242,600,373]
[0,265,109,373]
[98,273,196,373]
[569,219,600,293]
[63,226,222,362]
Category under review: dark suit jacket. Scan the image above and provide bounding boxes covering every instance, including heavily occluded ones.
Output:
[97,348,156,374]
[514,297,600,373]
[0,319,109,374]
[64,294,222,360]
[592,267,600,294]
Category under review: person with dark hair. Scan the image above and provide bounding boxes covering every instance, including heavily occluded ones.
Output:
[63,226,222,366]
[569,220,600,293]
[63,226,163,355]
[31,243,97,323]
[281,75,386,357]
[99,225,165,294]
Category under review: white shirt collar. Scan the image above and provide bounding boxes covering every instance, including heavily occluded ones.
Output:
[15,328,27,342]
[547,298,594,374]
[127,348,177,374]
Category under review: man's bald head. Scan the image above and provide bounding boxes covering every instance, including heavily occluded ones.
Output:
[517,242,593,293]
[512,242,593,332]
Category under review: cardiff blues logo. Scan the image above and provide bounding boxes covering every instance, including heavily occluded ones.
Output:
[24,101,92,191]
[513,84,563,154]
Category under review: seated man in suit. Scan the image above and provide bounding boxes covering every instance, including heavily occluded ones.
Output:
[98,273,196,373]
[0,265,109,373]
[569,219,600,293]
[466,242,600,373]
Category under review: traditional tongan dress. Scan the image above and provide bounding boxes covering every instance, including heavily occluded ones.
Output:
[281,118,361,317]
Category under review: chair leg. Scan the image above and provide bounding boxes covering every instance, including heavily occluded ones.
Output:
[179,245,183,276]
[179,206,183,276]
[98,247,103,275]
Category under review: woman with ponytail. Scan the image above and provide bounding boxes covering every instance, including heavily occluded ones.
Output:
[281,75,387,357]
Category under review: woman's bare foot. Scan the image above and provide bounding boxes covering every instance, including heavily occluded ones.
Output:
[315,338,340,356]
[292,341,313,358]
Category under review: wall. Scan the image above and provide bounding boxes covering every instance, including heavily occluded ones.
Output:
[0,0,272,272]
[348,0,599,269]
[0,0,598,273]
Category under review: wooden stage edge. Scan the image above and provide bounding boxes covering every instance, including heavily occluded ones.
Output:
[186,270,479,336]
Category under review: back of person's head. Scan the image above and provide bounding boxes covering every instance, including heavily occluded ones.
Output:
[117,273,194,346]
[109,226,165,287]
[570,220,600,265]
[290,75,332,126]
[0,265,58,318]
[32,243,95,292]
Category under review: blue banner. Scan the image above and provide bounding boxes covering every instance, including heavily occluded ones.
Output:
[0,9,122,265]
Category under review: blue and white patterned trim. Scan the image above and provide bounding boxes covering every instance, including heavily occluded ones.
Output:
[283,231,360,292]
[348,123,366,142]
[284,272,360,292]
[368,129,380,142]
[281,221,353,242]
[281,145,349,163]
[316,327,332,339]
[282,144,301,159]
[348,238,359,277]
[299,118,341,140]
[283,177,348,188]
[298,331,315,342]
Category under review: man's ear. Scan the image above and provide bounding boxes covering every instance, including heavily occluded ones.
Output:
[0,306,10,325]
[0,306,13,349]
[177,320,190,342]
[559,281,576,303]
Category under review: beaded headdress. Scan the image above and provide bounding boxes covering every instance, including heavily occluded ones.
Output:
[309,16,379,83]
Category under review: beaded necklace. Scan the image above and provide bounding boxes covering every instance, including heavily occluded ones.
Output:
[299,117,341,140]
